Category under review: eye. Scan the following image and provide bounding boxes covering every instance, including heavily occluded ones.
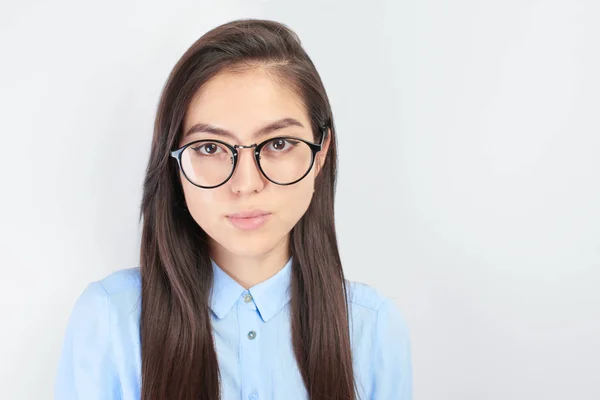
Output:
[191,142,225,156]
[266,138,299,152]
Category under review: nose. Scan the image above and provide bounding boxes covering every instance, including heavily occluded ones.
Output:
[228,146,266,194]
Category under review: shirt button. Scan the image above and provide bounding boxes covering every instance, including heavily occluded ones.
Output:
[249,392,258,400]
[247,330,257,340]
[243,293,253,303]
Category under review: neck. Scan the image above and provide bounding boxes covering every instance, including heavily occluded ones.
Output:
[209,235,291,289]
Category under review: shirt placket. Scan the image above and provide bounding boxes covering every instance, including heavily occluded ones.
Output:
[238,290,262,400]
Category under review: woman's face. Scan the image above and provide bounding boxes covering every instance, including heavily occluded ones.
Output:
[178,68,328,259]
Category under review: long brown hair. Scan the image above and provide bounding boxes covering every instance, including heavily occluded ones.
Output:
[139,18,356,399]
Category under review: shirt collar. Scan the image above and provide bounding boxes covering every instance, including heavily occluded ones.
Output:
[209,256,293,323]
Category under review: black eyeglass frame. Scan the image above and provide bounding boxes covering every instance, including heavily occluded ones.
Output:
[170,125,329,189]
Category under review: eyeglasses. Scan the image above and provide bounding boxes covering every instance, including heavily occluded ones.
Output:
[170,126,328,189]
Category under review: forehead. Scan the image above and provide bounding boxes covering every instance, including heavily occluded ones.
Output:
[183,68,310,139]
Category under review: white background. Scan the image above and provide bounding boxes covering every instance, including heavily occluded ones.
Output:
[1,0,598,399]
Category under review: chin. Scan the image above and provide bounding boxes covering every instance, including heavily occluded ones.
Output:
[222,243,276,259]
[212,231,284,258]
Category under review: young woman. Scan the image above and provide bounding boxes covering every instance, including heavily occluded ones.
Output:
[55,18,412,400]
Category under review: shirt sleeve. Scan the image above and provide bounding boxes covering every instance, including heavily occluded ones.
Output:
[371,297,413,400]
[54,281,122,400]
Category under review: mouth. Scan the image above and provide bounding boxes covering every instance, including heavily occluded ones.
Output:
[226,210,272,231]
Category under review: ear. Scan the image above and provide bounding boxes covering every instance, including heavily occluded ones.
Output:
[314,127,331,177]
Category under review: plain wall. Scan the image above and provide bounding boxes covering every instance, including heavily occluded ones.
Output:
[0,0,598,399]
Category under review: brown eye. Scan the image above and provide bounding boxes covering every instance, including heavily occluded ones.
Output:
[272,139,286,150]
[203,143,217,154]
[265,138,299,153]
[191,142,224,156]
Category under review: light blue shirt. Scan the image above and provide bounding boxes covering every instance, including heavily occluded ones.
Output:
[55,257,412,399]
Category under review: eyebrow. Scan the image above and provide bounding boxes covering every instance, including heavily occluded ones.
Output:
[183,117,305,142]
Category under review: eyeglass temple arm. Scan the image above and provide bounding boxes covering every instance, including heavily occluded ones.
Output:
[319,125,328,147]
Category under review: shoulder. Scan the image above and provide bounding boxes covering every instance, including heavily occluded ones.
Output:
[345,279,410,340]
[346,280,389,311]
[95,266,141,295]
[55,268,140,399]
[67,267,141,310]
[63,267,142,333]
[345,280,413,399]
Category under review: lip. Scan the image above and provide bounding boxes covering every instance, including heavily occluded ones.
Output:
[226,210,272,231]
[227,209,271,219]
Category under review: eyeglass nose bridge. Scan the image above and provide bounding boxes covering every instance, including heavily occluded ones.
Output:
[232,143,261,159]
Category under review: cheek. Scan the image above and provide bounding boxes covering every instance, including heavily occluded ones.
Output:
[180,179,224,228]
[278,179,315,225]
